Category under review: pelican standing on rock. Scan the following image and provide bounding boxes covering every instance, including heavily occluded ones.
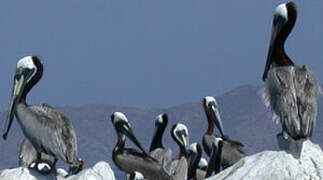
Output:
[261,2,321,141]
[202,96,244,169]
[3,56,83,175]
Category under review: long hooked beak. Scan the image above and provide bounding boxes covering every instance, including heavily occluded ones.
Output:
[3,67,34,140]
[176,130,189,156]
[119,121,147,153]
[208,101,225,137]
[178,130,189,148]
[262,15,286,81]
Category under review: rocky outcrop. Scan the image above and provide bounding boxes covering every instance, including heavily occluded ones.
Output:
[0,161,115,180]
[206,140,323,180]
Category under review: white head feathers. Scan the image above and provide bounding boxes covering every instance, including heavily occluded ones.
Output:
[112,112,128,123]
[275,3,288,21]
[156,114,164,124]
[204,96,217,107]
[174,123,188,136]
[198,158,208,168]
[17,56,36,70]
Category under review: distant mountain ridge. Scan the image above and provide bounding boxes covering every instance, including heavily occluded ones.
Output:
[0,84,322,173]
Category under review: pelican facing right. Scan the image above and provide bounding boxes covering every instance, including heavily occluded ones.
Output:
[262,2,321,141]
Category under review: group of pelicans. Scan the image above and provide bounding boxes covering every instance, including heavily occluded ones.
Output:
[110,96,244,180]
[1,1,321,180]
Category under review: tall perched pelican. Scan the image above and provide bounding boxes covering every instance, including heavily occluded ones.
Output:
[262,2,321,140]
[3,56,83,175]
[111,112,172,180]
[202,96,244,168]
[149,113,172,165]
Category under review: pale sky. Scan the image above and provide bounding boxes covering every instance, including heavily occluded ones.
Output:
[0,0,322,109]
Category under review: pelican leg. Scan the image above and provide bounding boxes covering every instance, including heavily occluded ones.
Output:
[66,158,84,177]
[28,152,52,174]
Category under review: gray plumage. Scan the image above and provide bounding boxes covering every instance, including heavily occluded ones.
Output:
[113,150,171,180]
[261,66,321,140]
[16,104,80,166]
[149,148,172,166]
[202,134,214,157]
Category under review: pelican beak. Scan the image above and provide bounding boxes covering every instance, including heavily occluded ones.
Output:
[208,101,225,137]
[3,67,34,140]
[175,129,189,155]
[263,15,286,81]
[178,130,189,148]
[119,122,146,153]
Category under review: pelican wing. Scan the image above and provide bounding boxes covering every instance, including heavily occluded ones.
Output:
[29,104,78,163]
[262,66,320,139]
[149,148,172,165]
[294,66,321,137]
[115,148,171,180]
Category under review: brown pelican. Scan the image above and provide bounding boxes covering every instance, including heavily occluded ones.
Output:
[149,113,172,165]
[205,138,223,178]
[161,123,189,179]
[171,123,189,159]
[202,96,244,169]
[149,113,168,152]
[261,2,321,141]
[111,112,172,180]
[171,123,203,179]
[3,56,83,176]
[186,143,202,180]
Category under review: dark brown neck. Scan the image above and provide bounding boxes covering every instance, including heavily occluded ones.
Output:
[272,4,297,67]
[203,103,214,135]
[177,149,185,159]
[271,38,294,67]
[206,117,214,135]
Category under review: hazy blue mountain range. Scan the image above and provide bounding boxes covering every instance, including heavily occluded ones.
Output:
[0,85,322,177]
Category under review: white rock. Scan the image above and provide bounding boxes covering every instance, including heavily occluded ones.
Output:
[0,161,116,180]
[206,140,323,180]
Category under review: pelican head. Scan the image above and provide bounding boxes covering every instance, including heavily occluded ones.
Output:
[111,112,146,153]
[155,113,168,130]
[3,56,43,140]
[202,96,225,137]
[262,2,297,81]
[198,158,208,170]
[172,123,189,148]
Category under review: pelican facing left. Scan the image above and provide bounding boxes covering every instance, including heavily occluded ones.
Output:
[3,56,83,176]
[262,2,321,141]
